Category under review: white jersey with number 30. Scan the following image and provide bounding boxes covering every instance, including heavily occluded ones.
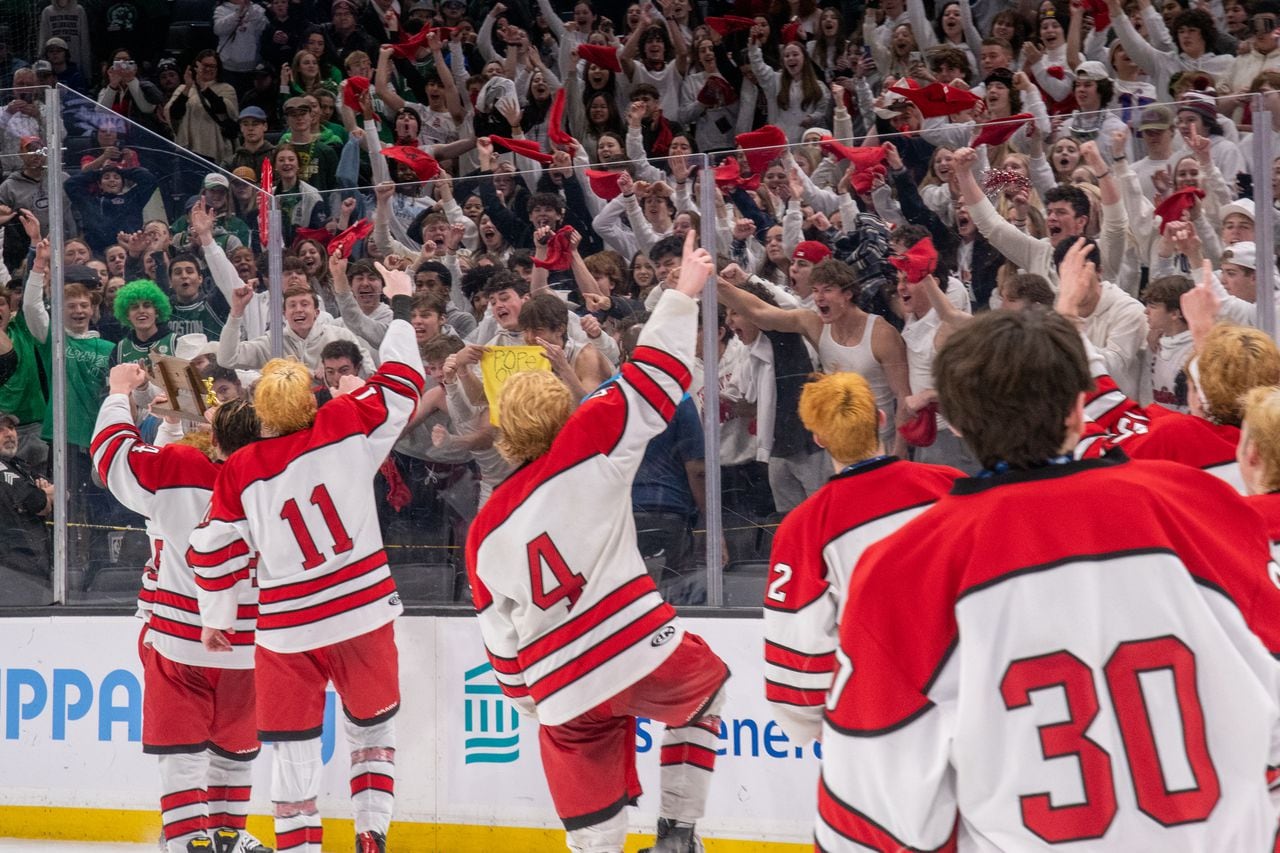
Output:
[818,456,1280,852]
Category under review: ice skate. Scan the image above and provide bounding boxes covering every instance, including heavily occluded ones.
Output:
[638,818,705,853]
[213,828,273,853]
[186,839,214,852]
[356,829,387,853]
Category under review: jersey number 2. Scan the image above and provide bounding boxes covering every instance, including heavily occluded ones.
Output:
[1000,636,1219,843]
[527,533,586,612]
[281,484,354,570]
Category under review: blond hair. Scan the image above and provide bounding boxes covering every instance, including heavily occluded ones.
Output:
[797,372,879,465]
[1198,324,1280,426]
[1242,386,1280,493]
[254,358,317,436]
[174,429,216,462]
[496,371,573,464]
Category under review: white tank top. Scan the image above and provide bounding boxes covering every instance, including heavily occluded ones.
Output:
[564,336,587,367]
[819,315,896,446]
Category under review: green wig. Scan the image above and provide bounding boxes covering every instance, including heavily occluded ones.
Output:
[113,279,172,327]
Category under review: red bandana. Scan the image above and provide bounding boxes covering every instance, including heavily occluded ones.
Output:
[381,145,440,182]
[329,218,374,258]
[576,43,622,73]
[490,136,556,165]
[970,113,1035,148]
[737,124,788,179]
[585,169,623,201]
[705,15,756,36]
[888,81,984,118]
[532,225,576,270]
[1154,187,1205,233]
[888,237,938,284]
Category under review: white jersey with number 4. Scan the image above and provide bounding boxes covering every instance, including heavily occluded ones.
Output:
[466,290,698,727]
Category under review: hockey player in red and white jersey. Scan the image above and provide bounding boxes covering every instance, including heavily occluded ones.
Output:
[817,296,1280,851]
[91,365,268,853]
[188,261,424,853]
[763,372,960,743]
[466,231,729,853]
[1062,249,1280,491]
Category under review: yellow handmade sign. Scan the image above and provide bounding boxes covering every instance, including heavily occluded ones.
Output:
[481,346,551,425]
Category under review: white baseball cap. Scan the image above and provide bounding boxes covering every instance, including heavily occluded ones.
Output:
[1222,241,1257,270]
[1220,198,1256,223]
[1075,61,1109,81]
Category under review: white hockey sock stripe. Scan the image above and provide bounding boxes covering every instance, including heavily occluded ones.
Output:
[208,751,254,832]
[658,720,720,824]
[274,799,322,852]
[350,746,396,835]
[346,717,396,835]
[158,752,211,849]
[160,787,208,846]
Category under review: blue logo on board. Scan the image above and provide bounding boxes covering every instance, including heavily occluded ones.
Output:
[463,662,520,764]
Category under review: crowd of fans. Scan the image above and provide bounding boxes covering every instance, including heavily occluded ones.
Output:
[0,0,1277,604]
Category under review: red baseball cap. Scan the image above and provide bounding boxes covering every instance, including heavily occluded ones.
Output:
[793,240,831,264]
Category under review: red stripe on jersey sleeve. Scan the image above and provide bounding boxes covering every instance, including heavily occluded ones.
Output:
[91,422,137,481]
[500,680,530,699]
[620,362,676,422]
[765,679,826,707]
[195,568,249,592]
[518,576,656,667]
[372,361,426,398]
[188,539,250,569]
[487,651,522,676]
[528,604,676,703]
[818,777,957,853]
[765,640,835,673]
[149,614,256,646]
[90,421,136,457]
[631,345,692,389]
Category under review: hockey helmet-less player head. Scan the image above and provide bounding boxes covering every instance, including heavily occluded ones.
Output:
[798,372,883,467]
[495,371,573,465]
[256,358,317,436]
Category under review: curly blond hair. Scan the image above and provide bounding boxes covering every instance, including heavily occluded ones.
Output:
[1198,324,1280,426]
[797,372,878,465]
[174,429,216,462]
[496,371,573,464]
[254,358,317,436]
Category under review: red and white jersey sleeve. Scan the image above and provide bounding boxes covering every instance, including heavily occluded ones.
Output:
[466,290,699,727]
[188,318,425,654]
[762,458,960,743]
[818,456,1280,852]
[91,394,257,669]
[1076,375,1243,490]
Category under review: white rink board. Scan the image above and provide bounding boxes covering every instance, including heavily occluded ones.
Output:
[0,615,817,843]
